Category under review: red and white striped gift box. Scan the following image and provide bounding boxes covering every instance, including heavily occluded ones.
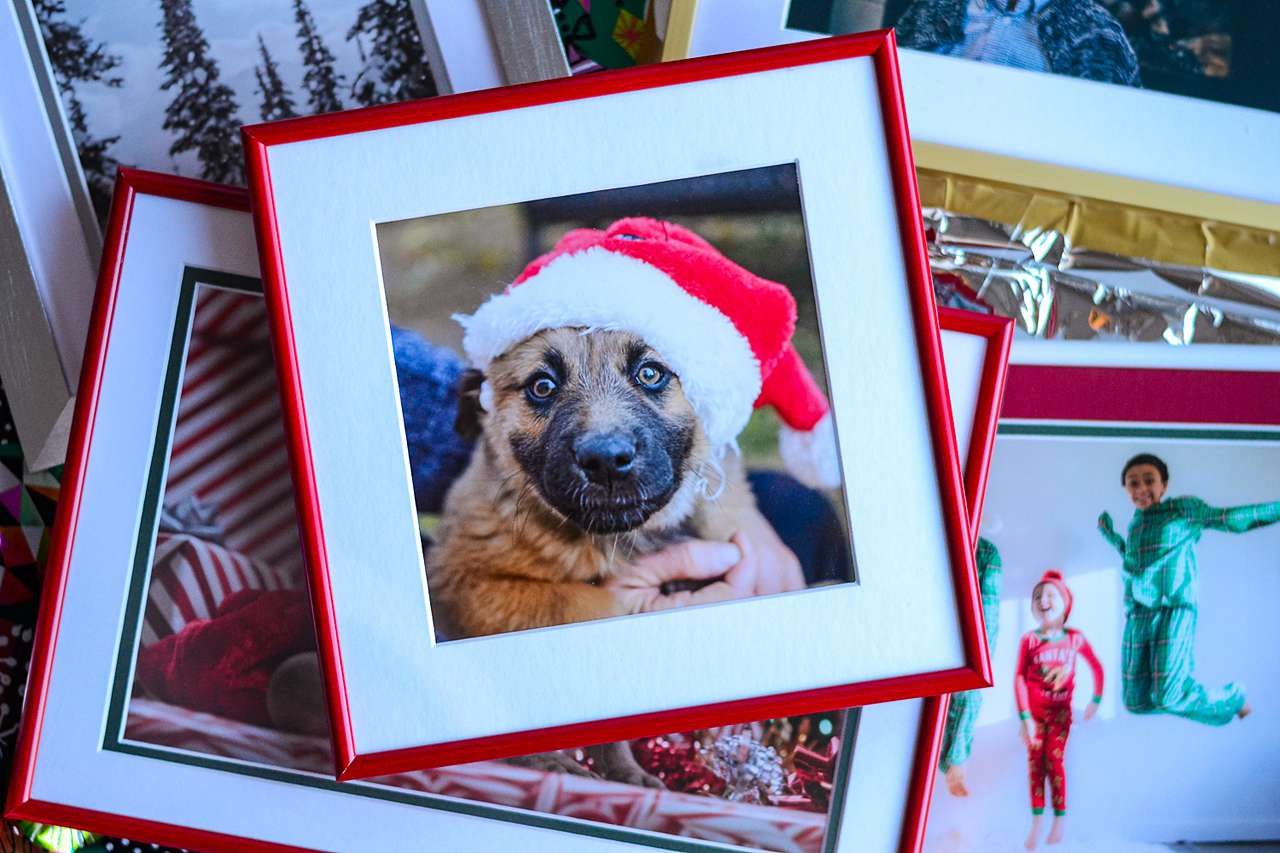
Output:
[162,286,304,579]
[142,532,295,646]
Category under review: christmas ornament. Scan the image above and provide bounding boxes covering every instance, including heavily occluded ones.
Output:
[704,732,785,805]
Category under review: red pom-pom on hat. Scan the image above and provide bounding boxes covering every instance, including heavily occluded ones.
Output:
[456,217,840,488]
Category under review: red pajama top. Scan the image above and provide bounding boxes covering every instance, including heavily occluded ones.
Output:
[1014,628,1104,719]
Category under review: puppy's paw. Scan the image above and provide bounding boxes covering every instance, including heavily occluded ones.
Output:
[585,740,668,790]
[266,651,329,737]
[506,751,599,778]
[608,765,667,790]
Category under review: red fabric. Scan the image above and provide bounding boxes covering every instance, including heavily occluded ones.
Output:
[1014,629,1105,718]
[146,532,293,644]
[136,589,313,727]
[757,344,829,431]
[163,288,305,577]
[513,217,828,432]
[1027,706,1071,813]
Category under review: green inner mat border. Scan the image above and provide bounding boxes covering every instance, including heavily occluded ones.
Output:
[100,266,862,853]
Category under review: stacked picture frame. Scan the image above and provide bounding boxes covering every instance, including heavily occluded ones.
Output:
[2,2,1277,851]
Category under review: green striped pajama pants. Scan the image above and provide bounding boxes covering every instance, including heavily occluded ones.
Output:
[1122,604,1245,726]
[938,689,982,772]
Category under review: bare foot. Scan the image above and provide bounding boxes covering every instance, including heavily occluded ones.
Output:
[1238,703,1252,719]
[1025,814,1042,850]
[945,765,969,797]
[1046,815,1065,845]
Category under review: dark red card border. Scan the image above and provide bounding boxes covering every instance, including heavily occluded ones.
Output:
[1004,363,1280,425]
[242,29,987,785]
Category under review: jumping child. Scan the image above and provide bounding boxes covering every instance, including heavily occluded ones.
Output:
[1015,570,1103,849]
[1098,452,1279,724]
[938,537,1003,796]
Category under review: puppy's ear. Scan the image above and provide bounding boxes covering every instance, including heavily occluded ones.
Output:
[454,368,486,441]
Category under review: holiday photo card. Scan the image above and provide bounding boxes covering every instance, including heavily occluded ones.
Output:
[108,255,856,850]
[243,34,985,780]
[924,352,1280,850]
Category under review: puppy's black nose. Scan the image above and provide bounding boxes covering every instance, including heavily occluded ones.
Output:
[575,433,636,484]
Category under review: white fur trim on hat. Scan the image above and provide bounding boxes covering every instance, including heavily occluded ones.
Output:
[455,247,761,452]
[778,411,842,490]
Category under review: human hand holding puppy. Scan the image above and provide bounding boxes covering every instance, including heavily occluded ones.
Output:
[606,507,805,613]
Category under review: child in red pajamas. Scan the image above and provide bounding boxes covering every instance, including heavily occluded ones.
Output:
[1015,570,1104,849]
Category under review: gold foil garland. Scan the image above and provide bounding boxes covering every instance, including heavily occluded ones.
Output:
[919,170,1280,345]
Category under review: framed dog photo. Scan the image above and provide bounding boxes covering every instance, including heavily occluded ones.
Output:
[243,32,985,781]
[9,170,994,852]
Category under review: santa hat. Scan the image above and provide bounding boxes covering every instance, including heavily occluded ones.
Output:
[455,217,841,489]
[1034,570,1073,622]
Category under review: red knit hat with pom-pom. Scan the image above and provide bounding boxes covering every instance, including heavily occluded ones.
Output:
[456,217,840,488]
[1034,570,1073,622]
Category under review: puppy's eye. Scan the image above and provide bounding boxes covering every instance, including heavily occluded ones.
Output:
[634,361,670,390]
[525,374,558,402]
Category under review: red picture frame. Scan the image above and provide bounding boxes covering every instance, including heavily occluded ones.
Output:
[905,307,1013,852]
[5,170,294,851]
[4,168,1008,853]
[242,30,988,782]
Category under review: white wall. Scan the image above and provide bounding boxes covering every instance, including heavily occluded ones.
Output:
[927,434,1280,850]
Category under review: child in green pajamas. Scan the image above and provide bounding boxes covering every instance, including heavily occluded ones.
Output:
[938,536,1002,796]
[1098,453,1280,724]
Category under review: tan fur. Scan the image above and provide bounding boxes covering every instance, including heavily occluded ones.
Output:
[429,328,755,639]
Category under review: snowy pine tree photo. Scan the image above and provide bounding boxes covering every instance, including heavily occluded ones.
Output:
[254,34,298,122]
[157,0,245,183]
[32,0,123,220]
[36,0,439,201]
[293,0,345,114]
[347,0,437,106]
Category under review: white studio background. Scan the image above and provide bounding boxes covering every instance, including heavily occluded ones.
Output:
[926,433,1280,849]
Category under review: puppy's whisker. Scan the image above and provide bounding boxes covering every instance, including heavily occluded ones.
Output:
[611,527,627,568]
[493,468,524,502]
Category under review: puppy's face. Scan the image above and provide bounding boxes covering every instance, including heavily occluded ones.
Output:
[478,328,708,535]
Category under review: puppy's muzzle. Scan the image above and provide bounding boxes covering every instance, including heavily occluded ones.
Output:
[574,432,636,486]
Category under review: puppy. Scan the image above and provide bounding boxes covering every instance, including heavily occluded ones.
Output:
[429,326,756,639]
[426,215,840,790]
[429,325,758,788]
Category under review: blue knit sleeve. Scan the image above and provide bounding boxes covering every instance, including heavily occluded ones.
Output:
[390,326,475,513]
